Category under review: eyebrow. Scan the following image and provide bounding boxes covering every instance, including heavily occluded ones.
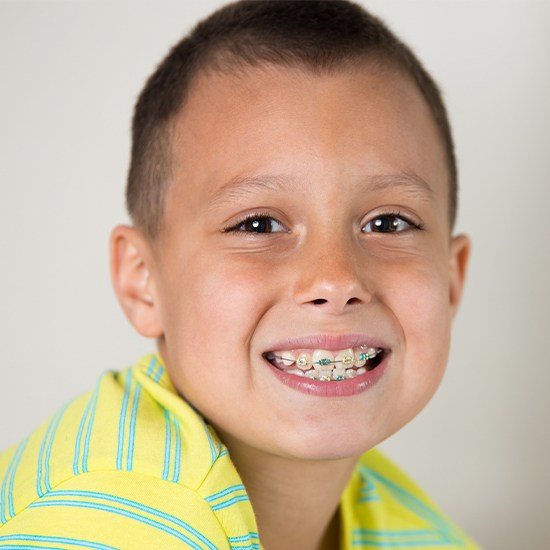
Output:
[206,170,434,210]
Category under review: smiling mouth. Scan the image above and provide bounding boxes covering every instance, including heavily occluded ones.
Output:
[262,346,387,382]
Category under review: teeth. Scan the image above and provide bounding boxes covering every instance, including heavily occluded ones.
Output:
[354,347,368,367]
[270,346,383,368]
[335,348,355,367]
[287,368,305,376]
[332,367,347,380]
[312,350,335,370]
[279,351,297,367]
[296,352,312,370]
[354,346,380,367]
[305,369,333,382]
[267,345,384,379]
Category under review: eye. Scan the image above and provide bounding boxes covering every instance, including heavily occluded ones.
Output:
[362,212,422,234]
[222,213,286,234]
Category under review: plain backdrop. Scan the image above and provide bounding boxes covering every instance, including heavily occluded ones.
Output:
[1,1,549,548]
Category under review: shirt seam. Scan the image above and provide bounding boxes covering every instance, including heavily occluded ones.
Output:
[0,467,230,545]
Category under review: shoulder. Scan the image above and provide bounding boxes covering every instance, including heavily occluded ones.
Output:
[0,354,248,547]
[341,447,480,549]
[0,468,231,548]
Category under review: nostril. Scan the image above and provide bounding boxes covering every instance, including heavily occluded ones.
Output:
[312,299,327,304]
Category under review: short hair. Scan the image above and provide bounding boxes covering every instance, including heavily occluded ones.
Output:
[126,0,458,241]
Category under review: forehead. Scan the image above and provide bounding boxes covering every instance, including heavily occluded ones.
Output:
[167,62,448,218]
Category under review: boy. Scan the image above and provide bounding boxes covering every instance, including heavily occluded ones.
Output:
[0,1,476,549]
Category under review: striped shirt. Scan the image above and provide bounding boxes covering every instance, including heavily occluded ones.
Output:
[0,353,479,549]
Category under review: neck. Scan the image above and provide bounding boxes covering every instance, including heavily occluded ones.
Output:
[215,427,358,550]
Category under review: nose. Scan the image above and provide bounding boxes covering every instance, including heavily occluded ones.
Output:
[292,230,373,315]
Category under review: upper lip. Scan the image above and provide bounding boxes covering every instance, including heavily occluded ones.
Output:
[263,333,389,352]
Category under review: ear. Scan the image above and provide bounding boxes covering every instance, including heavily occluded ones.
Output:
[448,233,472,320]
[109,225,163,338]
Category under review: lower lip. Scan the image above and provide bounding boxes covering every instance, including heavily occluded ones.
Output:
[263,353,389,397]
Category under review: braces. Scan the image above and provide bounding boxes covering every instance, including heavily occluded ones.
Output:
[271,348,382,367]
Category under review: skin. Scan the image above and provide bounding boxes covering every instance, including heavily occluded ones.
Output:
[110,62,470,550]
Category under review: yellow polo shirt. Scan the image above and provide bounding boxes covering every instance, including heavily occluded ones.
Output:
[0,353,479,549]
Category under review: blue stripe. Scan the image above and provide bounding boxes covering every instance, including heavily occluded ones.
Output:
[115,371,132,470]
[0,437,29,523]
[1,447,18,523]
[359,477,377,494]
[203,422,218,464]
[0,464,8,522]
[211,494,250,511]
[7,437,29,519]
[153,365,164,382]
[171,415,181,483]
[44,489,217,548]
[219,448,229,457]
[82,376,104,474]
[358,468,379,504]
[354,530,444,537]
[36,420,54,496]
[37,411,59,495]
[0,534,117,550]
[125,384,141,471]
[28,500,201,549]
[358,495,381,503]
[44,405,69,493]
[352,528,451,547]
[230,545,261,550]
[205,484,246,502]
[73,393,95,477]
[30,494,216,550]
[351,540,453,547]
[145,357,156,377]
[162,409,172,480]
[227,532,260,542]
[0,545,64,549]
[185,408,219,465]
[145,356,164,383]
[360,467,459,545]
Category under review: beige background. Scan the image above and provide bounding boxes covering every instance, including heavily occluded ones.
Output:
[1,1,549,548]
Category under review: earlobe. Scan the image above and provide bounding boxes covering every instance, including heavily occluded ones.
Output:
[449,233,472,319]
[109,225,164,338]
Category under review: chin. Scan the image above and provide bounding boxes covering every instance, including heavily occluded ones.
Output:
[269,425,381,462]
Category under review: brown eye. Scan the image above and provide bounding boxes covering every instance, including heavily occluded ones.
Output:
[225,214,286,234]
[362,214,416,234]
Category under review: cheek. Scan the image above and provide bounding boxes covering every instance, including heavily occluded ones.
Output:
[386,261,451,398]
[165,255,275,351]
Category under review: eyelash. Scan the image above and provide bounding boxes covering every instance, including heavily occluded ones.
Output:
[222,210,425,235]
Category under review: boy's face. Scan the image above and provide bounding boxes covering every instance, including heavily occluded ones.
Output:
[118,63,470,460]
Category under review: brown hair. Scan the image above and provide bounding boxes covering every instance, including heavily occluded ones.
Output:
[126,0,458,241]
